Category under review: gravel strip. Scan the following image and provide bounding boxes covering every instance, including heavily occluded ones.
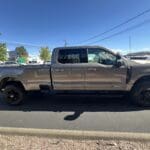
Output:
[0,134,149,150]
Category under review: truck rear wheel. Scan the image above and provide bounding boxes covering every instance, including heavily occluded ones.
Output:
[3,85,25,105]
[131,81,150,106]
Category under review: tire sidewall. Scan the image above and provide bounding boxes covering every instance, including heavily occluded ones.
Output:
[131,81,150,106]
[3,85,24,105]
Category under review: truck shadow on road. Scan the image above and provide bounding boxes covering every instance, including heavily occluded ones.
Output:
[0,92,149,121]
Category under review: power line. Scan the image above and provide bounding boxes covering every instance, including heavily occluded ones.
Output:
[78,8,150,44]
[87,18,150,45]
[0,40,43,48]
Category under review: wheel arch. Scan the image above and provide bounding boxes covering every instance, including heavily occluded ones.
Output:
[131,75,150,91]
[0,77,26,92]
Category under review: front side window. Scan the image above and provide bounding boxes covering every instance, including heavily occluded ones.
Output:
[88,48,117,65]
[58,49,87,64]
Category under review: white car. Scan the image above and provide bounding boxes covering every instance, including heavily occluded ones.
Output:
[130,56,150,64]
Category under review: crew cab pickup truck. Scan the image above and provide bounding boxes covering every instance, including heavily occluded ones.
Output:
[0,46,150,106]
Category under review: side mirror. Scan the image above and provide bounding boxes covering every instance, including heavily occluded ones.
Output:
[116,53,121,59]
[116,59,124,68]
[115,53,122,67]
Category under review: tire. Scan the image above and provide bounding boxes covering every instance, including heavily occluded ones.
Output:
[131,81,150,107]
[3,85,25,105]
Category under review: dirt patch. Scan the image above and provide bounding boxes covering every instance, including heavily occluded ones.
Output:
[0,134,149,150]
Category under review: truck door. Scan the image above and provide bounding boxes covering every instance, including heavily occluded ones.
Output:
[85,48,127,91]
[51,48,87,90]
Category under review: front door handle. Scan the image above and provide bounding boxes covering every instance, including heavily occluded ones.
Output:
[87,68,96,71]
[55,69,65,72]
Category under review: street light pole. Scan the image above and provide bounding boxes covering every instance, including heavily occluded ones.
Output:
[129,36,132,54]
[64,40,68,47]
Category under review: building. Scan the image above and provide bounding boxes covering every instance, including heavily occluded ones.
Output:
[7,51,44,64]
[8,51,18,61]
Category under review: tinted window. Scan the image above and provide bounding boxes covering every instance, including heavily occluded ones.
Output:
[58,49,87,64]
[88,48,117,65]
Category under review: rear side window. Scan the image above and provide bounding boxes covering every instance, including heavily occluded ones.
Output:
[58,49,87,64]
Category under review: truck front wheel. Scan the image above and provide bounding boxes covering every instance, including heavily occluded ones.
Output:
[131,81,150,106]
[3,85,25,105]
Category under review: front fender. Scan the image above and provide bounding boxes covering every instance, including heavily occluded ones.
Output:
[127,74,150,91]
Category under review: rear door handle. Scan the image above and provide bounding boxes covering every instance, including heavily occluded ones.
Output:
[87,68,96,71]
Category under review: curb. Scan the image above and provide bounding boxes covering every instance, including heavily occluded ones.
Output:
[0,127,149,141]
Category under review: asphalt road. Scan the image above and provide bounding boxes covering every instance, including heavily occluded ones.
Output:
[0,92,150,133]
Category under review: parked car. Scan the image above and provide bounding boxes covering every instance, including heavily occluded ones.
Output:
[4,61,18,65]
[129,56,150,64]
[0,61,4,65]
[0,46,150,106]
[44,61,51,64]
[28,60,38,63]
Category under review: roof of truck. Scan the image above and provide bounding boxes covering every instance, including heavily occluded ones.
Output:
[54,45,108,50]
[53,46,116,55]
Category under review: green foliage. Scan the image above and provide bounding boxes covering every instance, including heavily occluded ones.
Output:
[17,57,27,64]
[0,43,7,61]
[40,47,51,63]
[15,46,28,58]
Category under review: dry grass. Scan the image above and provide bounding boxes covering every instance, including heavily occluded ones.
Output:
[0,134,149,150]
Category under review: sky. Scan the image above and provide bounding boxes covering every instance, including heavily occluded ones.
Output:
[0,0,150,55]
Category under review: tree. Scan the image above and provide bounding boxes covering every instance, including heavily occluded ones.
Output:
[15,46,28,58]
[15,46,28,63]
[39,47,51,63]
[0,43,7,62]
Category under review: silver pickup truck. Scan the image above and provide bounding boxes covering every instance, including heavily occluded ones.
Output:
[0,46,150,106]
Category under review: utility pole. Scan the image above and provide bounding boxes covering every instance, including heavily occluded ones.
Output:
[129,36,132,54]
[64,40,68,47]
